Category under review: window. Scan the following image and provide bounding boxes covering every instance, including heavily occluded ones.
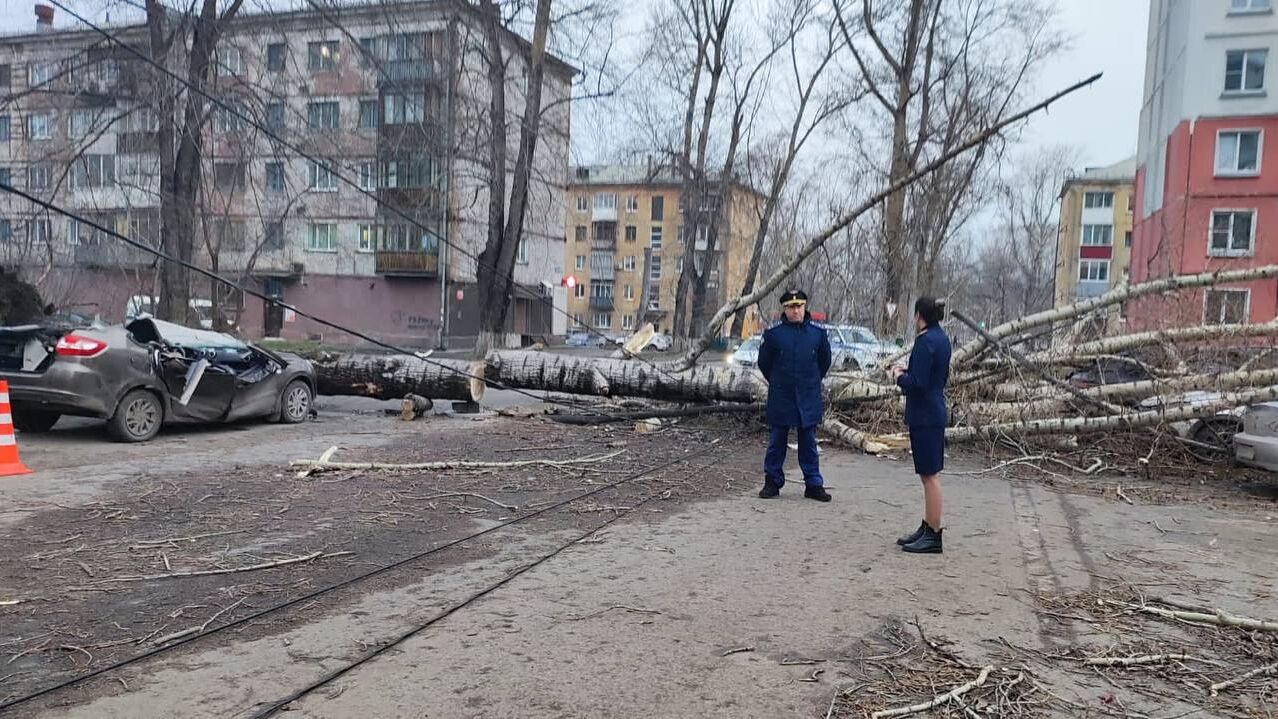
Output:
[264,221,284,250]
[1216,130,1262,175]
[213,219,246,251]
[575,254,585,270]
[0,168,9,184]
[28,218,52,245]
[307,101,339,129]
[650,226,663,250]
[624,284,634,300]
[574,283,586,298]
[650,256,662,280]
[383,94,424,124]
[71,154,115,189]
[1224,49,1266,93]
[0,115,10,142]
[1124,230,1132,248]
[516,239,528,264]
[121,107,159,133]
[29,62,52,87]
[1078,259,1110,282]
[576,195,588,212]
[1083,191,1113,208]
[306,222,338,252]
[266,102,285,130]
[1230,0,1272,14]
[215,103,244,132]
[0,65,9,89]
[651,195,664,221]
[1205,289,1249,324]
[1209,209,1255,255]
[212,161,244,192]
[594,192,615,210]
[622,314,635,330]
[648,284,660,309]
[594,312,612,329]
[27,163,50,190]
[265,161,285,192]
[359,99,377,129]
[574,226,587,243]
[571,313,582,327]
[307,160,337,191]
[358,161,377,190]
[1081,224,1113,246]
[0,219,10,242]
[624,225,637,243]
[708,269,720,288]
[217,46,242,76]
[308,41,340,71]
[357,223,377,252]
[27,113,52,140]
[266,42,287,72]
[381,156,440,190]
[625,195,638,213]
[622,255,636,272]
[68,109,106,139]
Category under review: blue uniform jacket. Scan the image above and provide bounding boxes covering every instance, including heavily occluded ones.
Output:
[897,324,951,428]
[758,315,832,428]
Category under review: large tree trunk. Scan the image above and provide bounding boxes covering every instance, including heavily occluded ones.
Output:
[486,351,766,403]
[315,356,486,403]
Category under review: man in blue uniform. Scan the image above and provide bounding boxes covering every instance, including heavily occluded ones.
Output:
[756,289,832,502]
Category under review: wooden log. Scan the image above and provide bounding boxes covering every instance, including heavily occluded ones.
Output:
[314,355,485,403]
[486,351,767,403]
[400,394,434,421]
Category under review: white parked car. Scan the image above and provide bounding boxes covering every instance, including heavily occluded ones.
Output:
[646,333,672,352]
[728,336,762,367]
[1235,401,1278,472]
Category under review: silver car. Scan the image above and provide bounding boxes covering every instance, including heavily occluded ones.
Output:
[1234,401,1278,471]
[0,317,315,442]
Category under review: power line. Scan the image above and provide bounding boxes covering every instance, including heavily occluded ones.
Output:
[39,0,681,373]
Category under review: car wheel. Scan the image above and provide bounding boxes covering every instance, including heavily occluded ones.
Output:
[13,408,60,433]
[279,380,313,424]
[1187,417,1243,463]
[107,389,163,443]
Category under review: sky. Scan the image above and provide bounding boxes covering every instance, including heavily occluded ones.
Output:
[0,0,1151,171]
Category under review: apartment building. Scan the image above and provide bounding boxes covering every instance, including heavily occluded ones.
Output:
[0,2,571,347]
[1053,158,1136,336]
[563,164,761,339]
[1130,0,1278,328]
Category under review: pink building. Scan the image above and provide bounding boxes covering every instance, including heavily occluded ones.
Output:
[1130,0,1278,328]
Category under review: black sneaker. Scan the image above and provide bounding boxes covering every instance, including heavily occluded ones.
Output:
[758,482,780,499]
[902,525,942,554]
[803,486,831,502]
[896,521,927,546]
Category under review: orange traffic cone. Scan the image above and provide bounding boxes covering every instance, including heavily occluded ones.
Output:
[0,380,33,476]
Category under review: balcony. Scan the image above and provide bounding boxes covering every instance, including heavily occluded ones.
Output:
[375,250,439,277]
[1075,280,1109,298]
[75,243,155,269]
[378,59,439,84]
[589,296,614,311]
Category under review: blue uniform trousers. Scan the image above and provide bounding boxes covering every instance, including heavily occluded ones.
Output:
[763,425,823,488]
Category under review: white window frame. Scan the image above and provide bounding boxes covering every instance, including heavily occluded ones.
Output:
[307,160,338,192]
[29,218,52,245]
[625,195,638,213]
[1203,288,1251,325]
[307,100,340,130]
[29,62,52,87]
[594,312,612,329]
[1083,191,1114,209]
[593,192,616,210]
[1080,224,1114,246]
[622,314,635,330]
[305,222,338,252]
[1078,259,1110,283]
[27,112,52,140]
[0,115,10,142]
[1230,0,1272,14]
[650,256,662,280]
[217,45,243,76]
[308,41,340,71]
[650,226,663,250]
[622,255,636,272]
[648,284,661,309]
[358,99,377,129]
[357,223,376,253]
[1208,209,1256,257]
[576,195,588,212]
[575,254,585,271]
[1215,129,1263,176]
[1224,48,1267,94]
[358,160,377,190]
[574,283,586,298]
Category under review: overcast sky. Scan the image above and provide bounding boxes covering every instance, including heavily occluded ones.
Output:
[1,0,1150,170]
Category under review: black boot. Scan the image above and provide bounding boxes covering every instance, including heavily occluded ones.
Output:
[896,521,927,546]
[902,524,942,554]
[758,481,780,499]
[804,485,831,502]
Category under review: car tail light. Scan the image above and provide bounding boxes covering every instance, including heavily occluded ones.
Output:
[55,334,108,358]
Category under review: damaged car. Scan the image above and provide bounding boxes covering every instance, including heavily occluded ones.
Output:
[0,317,315,442]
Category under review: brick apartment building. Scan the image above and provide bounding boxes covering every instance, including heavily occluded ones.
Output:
[0,1,572,347]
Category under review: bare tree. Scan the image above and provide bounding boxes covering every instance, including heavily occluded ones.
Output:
[998,145,1077,318]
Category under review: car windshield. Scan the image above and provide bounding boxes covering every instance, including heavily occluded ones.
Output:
[126,317,248,350]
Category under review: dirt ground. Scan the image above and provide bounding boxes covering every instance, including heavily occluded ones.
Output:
[1,397,1276,718]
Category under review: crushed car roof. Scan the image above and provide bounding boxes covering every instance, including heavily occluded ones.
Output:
[126,317,248,350]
